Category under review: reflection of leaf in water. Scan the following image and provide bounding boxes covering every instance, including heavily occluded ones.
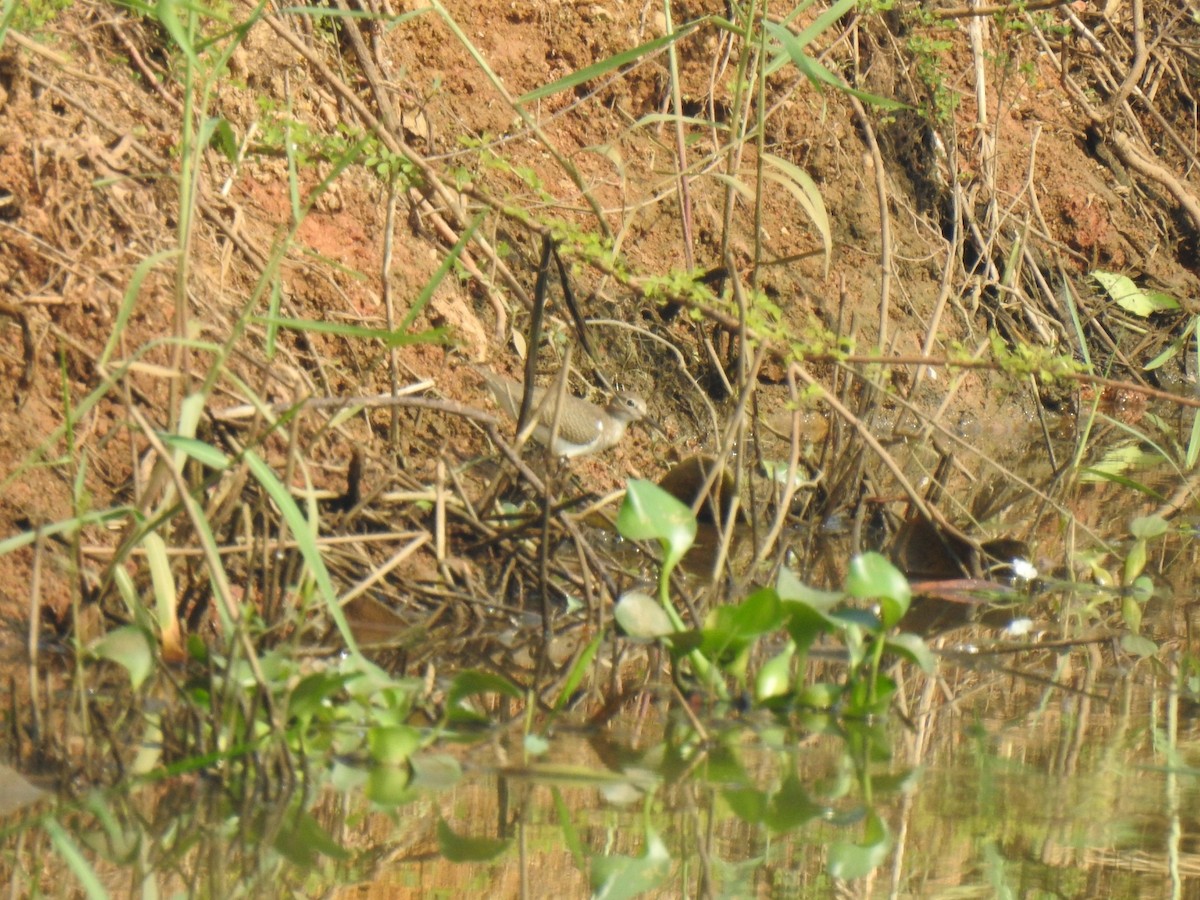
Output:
[1080,443,1168,499]
[590,827,670,900]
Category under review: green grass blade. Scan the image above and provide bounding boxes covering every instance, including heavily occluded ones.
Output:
[517,20,704,105]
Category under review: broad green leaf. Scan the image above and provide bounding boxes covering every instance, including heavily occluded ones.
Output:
[287,671,358,721]
[1123,538,1147,583]
[409,753,463,790]
[723,787,767,824]
[89,626,155,690]
[1130,514,1169,540]
[446,669,523,709]
[884,633,935,674]
[777,568,843,610]
[755,642,795,700]
[828,811,892,879]
[590,828,671,900]
[365,764,411,806]
[274,810,350,867]
[765,773,824,831]
[617,479,697,582]
[1121,633,1158,658]
[434,825,508,868]
[367,725,421,765]
[1093,270,1180,316]
[614,590,676,640]
[845,553,910,627]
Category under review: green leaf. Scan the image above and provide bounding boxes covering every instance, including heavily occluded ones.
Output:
[1121,633,1158,658]
[367,725,422,766]
[89,626,155,690]
[884,632,935,673]
[765,773,824,831]
[44,818,106,900]
[1093,270,1180,316]
[437,819,511,862]
[590,828,671,900]
[446,669,523,709]
[1124,538,1147,583]
[762,154,831,270]
[704,588,783,645]
[827,811,892,879]
[782,601,836,653]
[1130,574,1155,603]
[614,590,677,640]
[554,634,602,710]
[409,753,463,791]
[518,21,704,104]
[616,479,697,582]
[723,787,767,824]
[1130,514,1169,540]
[797,682,841,710]
[765,20,909,109]
[287,671,358,721]
[1122,592,1143,634]
[845,552,911,627]
[755,642,795,701]
[365,764,411,806]
[274,810,350,867]
[777,568,843,610]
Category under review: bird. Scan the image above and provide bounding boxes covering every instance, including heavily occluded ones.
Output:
[473,366,648,459]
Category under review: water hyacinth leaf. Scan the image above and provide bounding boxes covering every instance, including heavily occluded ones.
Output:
[1121,633,1158,658]
[797,682,841,710]
[446,670,524,709]
[755,642,795,701]
[782,601,836,654]
[1130,574,1155,603]
[827,811,891,879]
[884,633,935,674]
[365,764,412,806]
[367,725,421,766]
[777,567,843,611]
[590,828,670,900]
[723,786,768,824]
[409,753,463,790]
[616,479,697,581]
[287,671,358,722]
[437,819,511,862]
[704,588,783,651]
[1130,514,1169,540]
[765,773,824,832]
[845,552,910,628]
[274,810,350,867]
[89,626,155,690]
[614,590,676,640]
